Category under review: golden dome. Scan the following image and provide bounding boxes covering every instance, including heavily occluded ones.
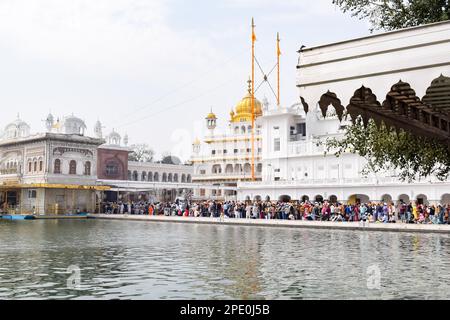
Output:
[206,109,217,119]
[193,137,201,145]
[230,80,262,123]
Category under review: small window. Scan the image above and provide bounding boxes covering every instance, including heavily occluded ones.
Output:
[28,162,32,173]
[33,161,37,172]
[28,190,37,199]
[212,150,216,155]
[234,149,238,154]
[274,138,281,152]
[39,160,43,172]
[200,170,206,175]
[223,150,227,154]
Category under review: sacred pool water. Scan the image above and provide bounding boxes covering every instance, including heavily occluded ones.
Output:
[0,219,449,299]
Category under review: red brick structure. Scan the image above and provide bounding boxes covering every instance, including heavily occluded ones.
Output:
[97,146,130,181]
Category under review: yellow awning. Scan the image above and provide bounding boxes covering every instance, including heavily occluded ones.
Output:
[0,183,110,191]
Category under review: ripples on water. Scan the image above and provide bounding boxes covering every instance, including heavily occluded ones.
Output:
[0,219,449,300]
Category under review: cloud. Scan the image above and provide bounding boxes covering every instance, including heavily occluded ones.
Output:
[0,0,224,77]
[0,0,371,161]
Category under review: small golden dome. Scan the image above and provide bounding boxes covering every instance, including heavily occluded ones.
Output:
[193,137,201,145]
[206,108,217,119]
[230,79,262,123]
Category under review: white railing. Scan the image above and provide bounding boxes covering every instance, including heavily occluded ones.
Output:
[288,140,326,156]
[193,173,262,180]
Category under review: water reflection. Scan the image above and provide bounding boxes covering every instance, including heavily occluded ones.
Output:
[0,219,449,299]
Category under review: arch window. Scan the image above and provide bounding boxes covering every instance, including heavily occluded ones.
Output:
[225,164,233,174]
[54,159,61,174]
[256,163,262,173]
[84,161,91,175]
[106,161,119,176]
[173,173,178,182]
[69,160,77,175]
[148,172,153,181]
[162,173,167,182]
[39,159,43,172]
[154,172,159,181]
[212,165,222,174]
[187,175,192,183]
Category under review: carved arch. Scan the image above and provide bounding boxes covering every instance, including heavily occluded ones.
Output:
[318,91,345,121]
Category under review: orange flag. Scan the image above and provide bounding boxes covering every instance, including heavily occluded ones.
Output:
[252,18,256,42]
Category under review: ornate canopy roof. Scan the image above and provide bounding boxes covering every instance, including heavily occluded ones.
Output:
[306,75,450,147]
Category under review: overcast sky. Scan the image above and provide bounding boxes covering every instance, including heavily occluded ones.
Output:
[0,0,371,161]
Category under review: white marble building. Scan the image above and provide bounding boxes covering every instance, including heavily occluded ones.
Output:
[0,114,105,214]
[190,80,264,200]
[237,21,450,205]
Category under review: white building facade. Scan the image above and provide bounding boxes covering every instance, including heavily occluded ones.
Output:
[237,21,450,205]
[0,115,105,214]
[191,81,264,200]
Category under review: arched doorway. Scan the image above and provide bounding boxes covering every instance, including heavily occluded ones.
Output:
[254,195,262,201]
[279,195,291,203]
[348,194,370,205]
[314,195,324,203]
[398,194,410,205]
[265,195,271,202]
[441,193,450,205]
[301,195,310,203]
[329,195,338,203]
[416,194,429,205]
[381,194,393,204]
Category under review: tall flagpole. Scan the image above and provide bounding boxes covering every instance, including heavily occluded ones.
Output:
[277,32,281,107]
[251,18,256,181]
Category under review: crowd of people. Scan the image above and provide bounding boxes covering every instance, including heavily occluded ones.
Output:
[102,199,450,224]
